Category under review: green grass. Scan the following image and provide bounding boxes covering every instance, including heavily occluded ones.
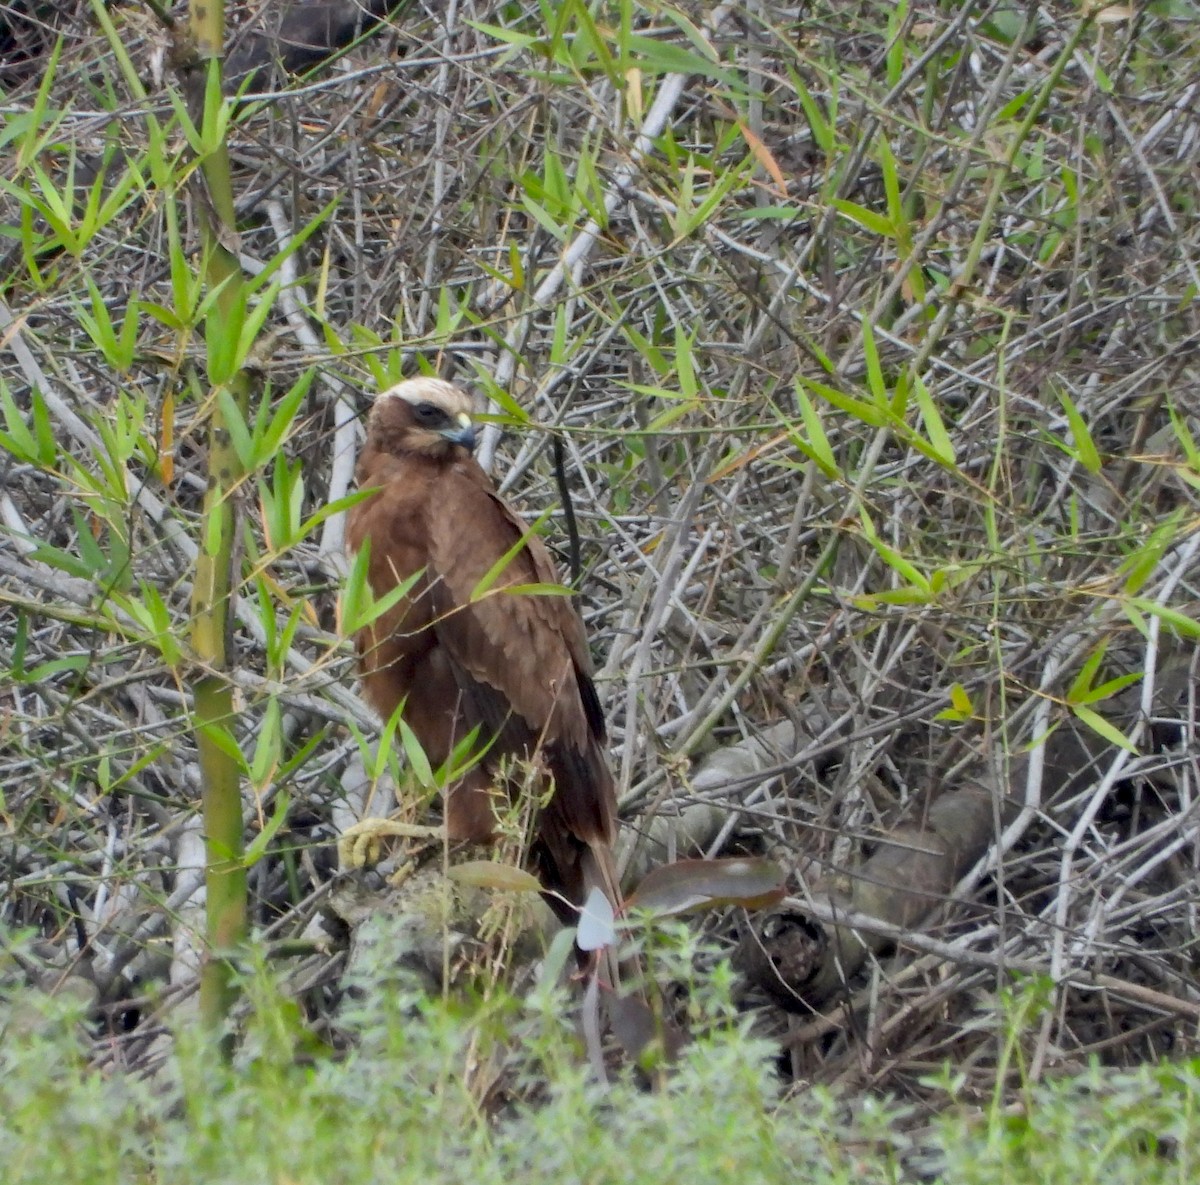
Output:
[2,929,1197,1185]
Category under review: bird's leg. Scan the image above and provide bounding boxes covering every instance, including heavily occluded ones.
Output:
[337,818,446,886]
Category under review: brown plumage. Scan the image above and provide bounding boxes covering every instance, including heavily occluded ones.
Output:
[345,377,621,931]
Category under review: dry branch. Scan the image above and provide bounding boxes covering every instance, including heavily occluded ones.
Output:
[737,658,1200,1015]
[226,0,407,93]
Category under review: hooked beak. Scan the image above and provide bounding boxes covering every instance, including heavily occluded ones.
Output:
[440,411,476,453]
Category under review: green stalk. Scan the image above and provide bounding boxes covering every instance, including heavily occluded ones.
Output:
[187,0,250,1038]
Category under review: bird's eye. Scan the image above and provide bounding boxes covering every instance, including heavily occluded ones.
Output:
[413,402,447,425]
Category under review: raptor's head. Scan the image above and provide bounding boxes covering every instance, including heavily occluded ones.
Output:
[368,378,477,459]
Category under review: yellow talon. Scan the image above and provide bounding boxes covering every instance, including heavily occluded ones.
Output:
[337,817,445,873]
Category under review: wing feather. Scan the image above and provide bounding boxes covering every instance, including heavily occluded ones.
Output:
[427,462,614,845]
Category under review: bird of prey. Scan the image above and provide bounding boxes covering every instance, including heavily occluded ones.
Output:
[343,377,622,941]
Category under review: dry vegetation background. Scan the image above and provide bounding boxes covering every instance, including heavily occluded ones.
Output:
[2,0,1200,1106]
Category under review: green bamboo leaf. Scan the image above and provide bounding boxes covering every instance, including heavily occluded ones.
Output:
[140,582,183,666]
[1075,673,1142,705]
[1055,386,1102,474]
[1119,511,1183,595]
[469,509,552,601]
[252,370,313,469]
[22,653,91,683]
[1067,644,1107,702]
[438,725,487,784]
[736,205,806,222]
[216,389,256,471]
[877,134,903,231]
[566,0,619,85]
[1121,599,1149,640]
[863,586,933,606]
[27,541,91,579]
[89,153,140,242]
[8,609,28,677]
[249,699,283,789]
[267,457,305,552]
[196,719,246,768]
[87,0,148,99]
[621,324,670,375]
[886,368,909,420]
[520,194,567,240]
[507,239,525,290]
[29,162,72,228]
[340,538,425,635]
[243,793,290,868]
[575,144,607,227]
[76,276,117,360]
[276,727,325,782]
[398,718,435,788]
[1125,598,1200,639]
[473,378,531,425]
[498,582,573,597]
[682,155,749,233]
[803,376,886,427]
[116,297,140,371]
[912,377,956,466]
[788,66,834,154]
[247,201,337,296]
[294,488,370,543]
[0,381,56,467]
[885,0,908,86]
[831,197,894,239]
[199,60,231,156]
[864,533,930,594]
[1071,704,1138,754]
[861,320,889,405]
[997,88,1034,119]
[549,301,571,365]
[167,249,199,326]
[164,84,204,154]
[624,382,696,401]
[788,385,839,477]
[644,398,702,432]
[1168,401,1199,468]
[201,276,243,384]
[675,324,698,399]
[464,20,538,51]
[623,34,733,81]
[15,36,63,169]
[234,279,282,373]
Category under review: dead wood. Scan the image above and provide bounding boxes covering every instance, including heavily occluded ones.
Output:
[736,663,1198,1013]
[226,0,410,92]
[737,771,1017,1012]
[0,1,88,88]
[619,717,832,889]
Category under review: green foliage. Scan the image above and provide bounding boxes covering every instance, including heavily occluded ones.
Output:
[0,380,56,468]
[2,949,1199,1184]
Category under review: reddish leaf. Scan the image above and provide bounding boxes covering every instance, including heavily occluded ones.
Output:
[446,860,543,893]
[626,857,787,917]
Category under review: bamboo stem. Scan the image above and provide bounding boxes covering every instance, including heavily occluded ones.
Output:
[187,0,251,1038]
